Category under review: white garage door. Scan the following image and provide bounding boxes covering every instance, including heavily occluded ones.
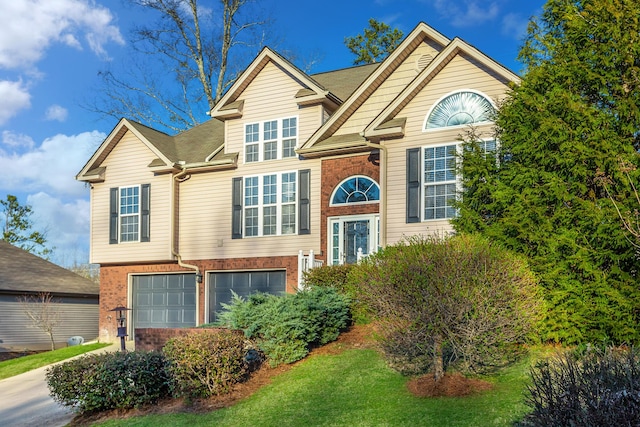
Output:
[132,274,196,332]
[208,270,286,322]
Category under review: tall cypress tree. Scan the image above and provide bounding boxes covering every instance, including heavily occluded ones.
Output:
[454,0,640,344]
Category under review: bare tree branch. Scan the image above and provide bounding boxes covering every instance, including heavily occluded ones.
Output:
[17,293,62,351]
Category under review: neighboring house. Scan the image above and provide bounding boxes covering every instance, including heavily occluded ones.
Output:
[77,22,519,343]
[0,240,99,351]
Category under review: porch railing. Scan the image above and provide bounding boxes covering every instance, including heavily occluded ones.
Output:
[298,249,324,289]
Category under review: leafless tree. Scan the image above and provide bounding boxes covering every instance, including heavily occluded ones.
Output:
[17,293,62,351]
[89,0,270,132]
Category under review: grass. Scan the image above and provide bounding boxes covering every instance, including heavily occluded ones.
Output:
[95,348,535,427]
[0,342,111,380]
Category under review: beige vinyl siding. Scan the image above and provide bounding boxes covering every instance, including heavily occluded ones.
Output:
[177,159,322,260]
[225,61,324,159]
[337,41,440,136]
[384,53,511,245]
[90,131,173,264]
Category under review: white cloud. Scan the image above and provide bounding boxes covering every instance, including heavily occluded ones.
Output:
[0,80,31,125]
[0,130,105,197]
[27,192,91,265]
[45,105,69,122]
[430,0,502,28]
[1,130,35,150]
[0,0,124,70]
[502,13,529,41]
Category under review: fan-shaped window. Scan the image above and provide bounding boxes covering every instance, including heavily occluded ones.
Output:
[425,91,494,130]
[331,176,379,205]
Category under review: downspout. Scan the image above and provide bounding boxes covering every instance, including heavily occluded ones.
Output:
[361,135,387,248]
[172,167,201,325]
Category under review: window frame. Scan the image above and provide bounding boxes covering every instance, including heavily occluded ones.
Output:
[118,185,141,242]
[243,171,298,237]
[244,116,298,163]
[329,175,380,206]
[420,139,497,222]
[422,143,460,221]
[423,89,495,132]
[110,184,150,244]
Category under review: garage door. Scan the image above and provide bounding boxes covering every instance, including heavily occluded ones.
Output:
[208,270,286,322]
[132,274,196,332]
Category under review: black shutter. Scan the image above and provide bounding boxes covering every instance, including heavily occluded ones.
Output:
[298,169,311,235]
[109,187,119,244]
[232,177,243,239]
[141,184,150,242]
[406,148,421,223]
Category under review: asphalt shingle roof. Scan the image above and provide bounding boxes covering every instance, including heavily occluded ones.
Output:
[0,240,99,296]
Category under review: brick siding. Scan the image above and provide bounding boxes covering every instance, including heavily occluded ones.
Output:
[134,327,241,352]
[99,255,298,343]
[320,154,381,259]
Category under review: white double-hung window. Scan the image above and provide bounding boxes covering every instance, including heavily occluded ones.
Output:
[423,144,458,220]
[244,117,298,162]
[244,172,297,237]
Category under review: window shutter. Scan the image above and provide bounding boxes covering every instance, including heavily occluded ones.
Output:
[298,169,311,235]
[406,148,421,223]
[109,187,119,244]
[232,177,243,239]
[141,184,150,242]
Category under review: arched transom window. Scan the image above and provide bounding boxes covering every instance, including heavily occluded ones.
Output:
[425,91,495,130]
[331,176,380,205]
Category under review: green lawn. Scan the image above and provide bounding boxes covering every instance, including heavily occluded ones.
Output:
[0,342,110,380]
[95,348,534,427]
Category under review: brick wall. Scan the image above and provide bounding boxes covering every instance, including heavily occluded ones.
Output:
[134,327,241,352]
[99,255,298,343]
[320,154,380,258]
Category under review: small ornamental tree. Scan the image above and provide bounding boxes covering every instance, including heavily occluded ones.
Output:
[17,292,61,351]
[350,234,542,380]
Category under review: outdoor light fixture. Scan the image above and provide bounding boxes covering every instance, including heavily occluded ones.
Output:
[110,306,131,351]
[195,272,203,283]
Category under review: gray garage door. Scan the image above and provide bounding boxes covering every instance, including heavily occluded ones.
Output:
[132,274,196,333]
[208,270,286,322]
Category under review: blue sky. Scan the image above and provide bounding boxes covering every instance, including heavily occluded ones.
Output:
[0,0,545,266]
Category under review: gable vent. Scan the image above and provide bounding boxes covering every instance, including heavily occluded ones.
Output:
[416,54,433,72]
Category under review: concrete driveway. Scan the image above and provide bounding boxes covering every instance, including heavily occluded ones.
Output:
[0,343,126,427]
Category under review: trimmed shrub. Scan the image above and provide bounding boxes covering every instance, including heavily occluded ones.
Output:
[303,264,370,323]
[163,329,248,398]
[349,234,542,377]
[519,346,640,426]
[46,351,170,413]
[217,286,351,366]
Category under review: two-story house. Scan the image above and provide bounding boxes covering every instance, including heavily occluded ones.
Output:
[77,22,519,342]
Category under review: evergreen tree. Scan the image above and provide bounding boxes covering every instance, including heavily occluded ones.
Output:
[1,194,52,258]
[344,19,403,65]
[454,0,640,344]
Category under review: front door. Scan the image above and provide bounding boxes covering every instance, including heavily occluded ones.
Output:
[329,215,379,265]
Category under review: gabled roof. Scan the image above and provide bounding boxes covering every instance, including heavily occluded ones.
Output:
[363,37,520,140]
[298,22,519,156]
[310,63,381,102]
[0,240,98,296]
[209,47,346,118]
[298,22,452,155]
[76,117,229,182]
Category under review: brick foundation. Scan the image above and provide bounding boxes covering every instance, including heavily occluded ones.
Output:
[99,255,299,343]
[134,327,241,352]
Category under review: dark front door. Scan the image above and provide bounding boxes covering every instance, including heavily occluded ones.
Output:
[344,220,369,264]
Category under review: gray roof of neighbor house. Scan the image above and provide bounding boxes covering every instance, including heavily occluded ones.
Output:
[0,240,99,297]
